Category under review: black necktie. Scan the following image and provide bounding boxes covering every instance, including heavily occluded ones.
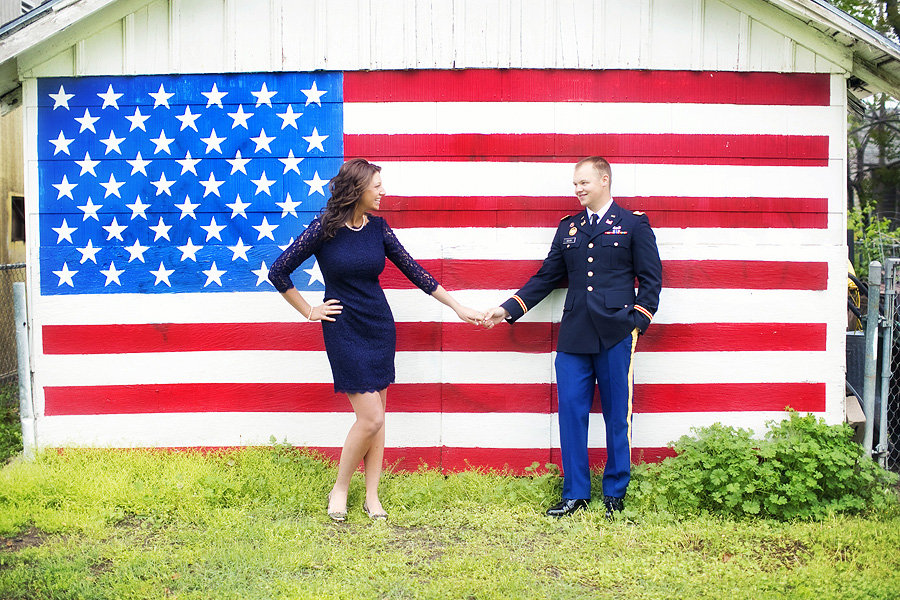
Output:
[590,214,598,229]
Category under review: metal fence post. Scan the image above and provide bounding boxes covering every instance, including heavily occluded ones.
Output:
[878,258,898,467]
[13,282,35,459]
[863,261,882,457]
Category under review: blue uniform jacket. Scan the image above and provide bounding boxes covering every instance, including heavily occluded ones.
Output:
[501,202,663,353]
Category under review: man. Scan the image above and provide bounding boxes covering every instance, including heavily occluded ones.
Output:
[482,156,662,518]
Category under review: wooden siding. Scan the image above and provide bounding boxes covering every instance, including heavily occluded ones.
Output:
[17,0,850,79]
[0,104,24,264]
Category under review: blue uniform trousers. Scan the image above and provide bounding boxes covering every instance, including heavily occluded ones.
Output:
[555,329,638,500]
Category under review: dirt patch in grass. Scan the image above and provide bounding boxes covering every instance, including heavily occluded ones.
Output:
[89,558,114,575]
[0,527,48,552]
[750,538,809,571]
[544,565,563,579]
[385,525,448,563]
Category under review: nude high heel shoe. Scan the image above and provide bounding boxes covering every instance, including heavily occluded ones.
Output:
[363,501,387,520]
[327,492,347,522]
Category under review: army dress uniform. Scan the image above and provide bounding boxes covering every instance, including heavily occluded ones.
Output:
[501,201,662,502]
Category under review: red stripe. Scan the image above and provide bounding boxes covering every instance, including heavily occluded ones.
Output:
[549,382,826,413]
[387,196,828,212]
[343,70,830,105]
[42,322,825,355]
[636,323,826,352]
[379,196,828,229]
[441,447,678,473]
[618,196,829,213]
[315,446,447,472]
[43,381,825,415]
[39,322,551,354]
[385,259,828,290]
[630,383,826,413]
[345,133,828,166]
[440,447,552,473]
[661,260,827,291]
[42,383,440,415]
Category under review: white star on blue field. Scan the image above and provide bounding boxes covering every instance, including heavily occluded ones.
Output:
[38,72,343,294]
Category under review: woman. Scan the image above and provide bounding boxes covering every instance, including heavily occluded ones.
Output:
[268,158,480,521]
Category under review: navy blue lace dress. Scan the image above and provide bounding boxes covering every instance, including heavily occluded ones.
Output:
[268,215,438,393]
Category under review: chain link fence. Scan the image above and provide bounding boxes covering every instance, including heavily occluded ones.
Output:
[884,260,900,473]
[0,263,25,385]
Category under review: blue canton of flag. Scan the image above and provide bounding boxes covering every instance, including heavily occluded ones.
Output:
[37,72,343,294]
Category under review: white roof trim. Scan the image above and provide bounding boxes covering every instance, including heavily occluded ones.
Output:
[766,0,900,95]
[776,0,900,54]
[0,0,119,65]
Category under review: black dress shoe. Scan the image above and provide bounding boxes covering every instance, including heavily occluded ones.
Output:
[603,495,624,520]
[545,498,588,517]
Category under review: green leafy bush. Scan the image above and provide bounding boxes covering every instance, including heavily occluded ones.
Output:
[848,202,900,280]
[631,411,898,520]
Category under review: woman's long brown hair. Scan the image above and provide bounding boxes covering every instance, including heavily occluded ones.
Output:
[320,158,381,240]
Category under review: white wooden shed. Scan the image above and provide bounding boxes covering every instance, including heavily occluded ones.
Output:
[2,0,899,471]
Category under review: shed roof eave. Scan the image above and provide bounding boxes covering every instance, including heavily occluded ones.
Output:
[851,56,900,98]
[768,0,900,97]
[0,59,19,101]
[775,0,900,57]
[0,0,119,65]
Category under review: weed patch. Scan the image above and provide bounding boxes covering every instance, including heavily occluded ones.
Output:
[0,384,21,465]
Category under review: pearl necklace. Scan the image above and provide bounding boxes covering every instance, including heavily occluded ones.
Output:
[346,216,367,231]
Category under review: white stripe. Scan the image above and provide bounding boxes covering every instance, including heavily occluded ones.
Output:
[34,350,834,388]
[33,288,832,327]
[462,288,839,327]
[441,412,551,448]
[631,351,838,385]
[561,411,820,448]
[378,162,839,199]
[469,288,833,325]
[33,410,824,449]
[652,228,846,254]
[391,227,846,260]
[344,102,842,137]
[34,412,443,448]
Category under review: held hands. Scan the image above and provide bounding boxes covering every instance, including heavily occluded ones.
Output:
[308,299,343,322]
[456,305,508,328]
[454,305,484,326]
[454,305,508,327]
[479,307,508,329]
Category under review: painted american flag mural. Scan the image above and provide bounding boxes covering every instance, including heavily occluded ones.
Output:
[32,70,843,471]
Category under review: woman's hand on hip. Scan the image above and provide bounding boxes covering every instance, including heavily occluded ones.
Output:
[310,299,343,322]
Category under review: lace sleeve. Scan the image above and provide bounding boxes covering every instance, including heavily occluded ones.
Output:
[380,217,439,294]
[268,217,325,292]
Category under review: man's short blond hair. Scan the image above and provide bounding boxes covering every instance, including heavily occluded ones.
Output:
[576,156,612,186]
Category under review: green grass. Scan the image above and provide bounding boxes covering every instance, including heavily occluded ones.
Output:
[0,445,898,599]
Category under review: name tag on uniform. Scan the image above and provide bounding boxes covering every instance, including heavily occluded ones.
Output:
[563,236,577,244]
